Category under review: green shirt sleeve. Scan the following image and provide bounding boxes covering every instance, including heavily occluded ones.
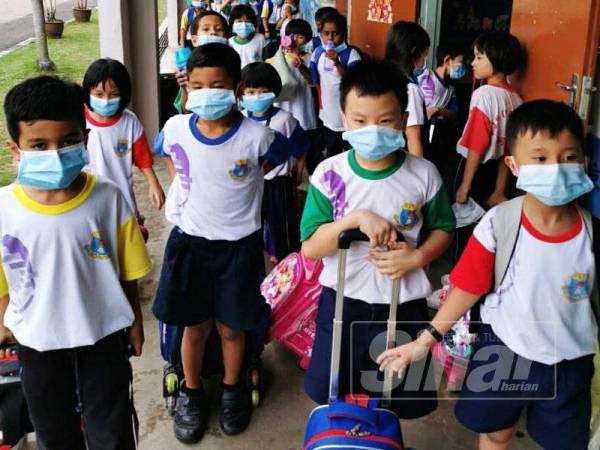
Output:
[300,184,333,241]
[421,186,456,232]
[173,88,183,114]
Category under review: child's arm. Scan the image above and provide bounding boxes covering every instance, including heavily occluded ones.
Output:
[405,125,424,158]
[120,280,144,357]
[427,106,456,121]
[302,209,398,259]
[294,156,305,186]
[377,286,480,377]
[486,161,510,207]
[162,156,177,179]
[0,294,16,360]
[456,150,483,203]
[141,167,165,210]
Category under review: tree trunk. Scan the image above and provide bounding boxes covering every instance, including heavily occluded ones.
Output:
[31,0,55,71]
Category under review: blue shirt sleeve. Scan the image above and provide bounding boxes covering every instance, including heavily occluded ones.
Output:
[259,131,294,166]
[310,48,321,84]
[289,124,310,158]
[153,130,168,157]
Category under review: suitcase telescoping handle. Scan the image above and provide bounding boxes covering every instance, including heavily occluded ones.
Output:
[329,230,404,404]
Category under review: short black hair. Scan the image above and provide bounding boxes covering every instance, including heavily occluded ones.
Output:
[192,10,230,36]
[4,76,85,142]
[435,42,464,67]
[285,19,312,41]
[384,21,430,76]
[340,59,408,112]
[187,43,242,85]
[321,13,347,39]
[315,6,337,24]
[506,100,584,154]
[473,31,523,75]
[229,4,257,29]
[241,62,282,97]
[83,58,131,113]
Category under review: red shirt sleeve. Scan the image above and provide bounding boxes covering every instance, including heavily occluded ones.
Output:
[132,132,154,169]
[458,107,492,155]
[449,234,495,295]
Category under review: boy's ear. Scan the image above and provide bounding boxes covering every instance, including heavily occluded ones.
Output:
[7,140,20,162]
[400,111,408,131]
[504,155,519,177]
[341,111,348,130]
[443,55,451,66]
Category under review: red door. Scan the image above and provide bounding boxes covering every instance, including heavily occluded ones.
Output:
[510,0,600,121]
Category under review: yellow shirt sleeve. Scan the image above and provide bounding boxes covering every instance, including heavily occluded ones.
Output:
[0,252,8,298]
[118,215,153,281]
[261,1,270,19]
[180,10,189,31]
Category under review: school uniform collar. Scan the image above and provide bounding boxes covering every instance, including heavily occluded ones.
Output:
[188,113,244,145]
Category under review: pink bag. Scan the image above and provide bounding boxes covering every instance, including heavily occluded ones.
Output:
[261,252,323,369]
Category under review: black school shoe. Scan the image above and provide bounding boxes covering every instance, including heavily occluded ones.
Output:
[219,384,252,435]
[173,385,209,443]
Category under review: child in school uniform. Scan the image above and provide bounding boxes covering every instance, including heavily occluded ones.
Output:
[310,13,361,158]
[0,75,151,450]
[378,100,598,450]
[301,59,455,418]
[311,6,338,51]
[229,5,266,68]
[240,62,310,262]
[384,21,430,158]
[153,43,300,444]
[83,58,165,241]
[180,0,209,48]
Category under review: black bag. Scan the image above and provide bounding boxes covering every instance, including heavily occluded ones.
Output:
[0,346,33,446]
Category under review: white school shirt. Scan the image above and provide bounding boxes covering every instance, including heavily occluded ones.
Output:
[162,114,287,240]
[84,107,154,213]
[417,68,455,109]
[406,81,426,128]
[311,47,361,131]
[450,207,598,364]
[457,84,522,163]
[301,151,456,304]
[275,53,317,131]
[0,174,152,351]
[229,33,266,68]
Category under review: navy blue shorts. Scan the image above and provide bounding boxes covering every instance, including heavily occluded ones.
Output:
[304,287,438,419]
[152,227,267,330]
[455,324,594,450]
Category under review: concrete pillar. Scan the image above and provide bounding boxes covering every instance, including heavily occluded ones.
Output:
[167,0,179,48]
[98,0,160,139]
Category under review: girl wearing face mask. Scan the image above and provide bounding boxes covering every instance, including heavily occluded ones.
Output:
[180,0,209,49]
[240,62,310,262]
[83,58,165,241]
[277,0,301,37]
[384,21,431,158]
[228,5,266,68]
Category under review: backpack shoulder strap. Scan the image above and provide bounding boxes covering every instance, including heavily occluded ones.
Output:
[492,196,525,290]
[577,206,600,322]
[186,7,195,33]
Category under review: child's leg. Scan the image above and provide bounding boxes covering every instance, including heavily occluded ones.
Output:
[181,321,213,389]
[18,344,85,449]
[76,332,137,450]
[479,428,516,450]
[215,321,245,385]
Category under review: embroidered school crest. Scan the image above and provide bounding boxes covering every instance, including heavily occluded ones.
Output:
[85,232,110,260]
[562,273,591,303]
[394,203,419,230]
[114,139,130,157]
[228,160,250,181]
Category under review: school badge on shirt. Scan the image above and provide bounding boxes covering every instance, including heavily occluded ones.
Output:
[85,232,110,260]
[563,273,591,303]
[394,203,419,230]
[114,139,130,157]
[228,159,250,181]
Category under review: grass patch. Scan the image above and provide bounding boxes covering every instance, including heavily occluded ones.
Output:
[0,12,100,186]
[158,0,168,26]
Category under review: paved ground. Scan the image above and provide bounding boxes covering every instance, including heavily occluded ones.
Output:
[128,164,540,449]
[0,0,97,52]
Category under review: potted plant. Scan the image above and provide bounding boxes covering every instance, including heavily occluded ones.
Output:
[44,0,64,39]
[73,0,92,22]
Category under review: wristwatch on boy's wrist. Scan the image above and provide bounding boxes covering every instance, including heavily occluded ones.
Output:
[417,324,444,343]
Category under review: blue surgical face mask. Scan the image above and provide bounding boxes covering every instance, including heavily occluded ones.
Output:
[334,42,348,53]
[413,66,426,78]
[342,125,406,161]
[191,0,203,7]
[273,0,283,5]
[241,92,276,114]
[233,21,255,38]
[449,62,466,80]
[89,95,121,117]
[196,35,229,46]
[238,0,249,5]
[186,88,236,120]
[17,143,87,190]
[515,162,594,206]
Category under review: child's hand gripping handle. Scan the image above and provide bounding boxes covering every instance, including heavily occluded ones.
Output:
[338,229,405,249]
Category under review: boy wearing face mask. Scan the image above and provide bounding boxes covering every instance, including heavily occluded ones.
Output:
[228,5,266,68]
[180,0,209,49]
[417,43,465,173]
[0,76,151,449]
[301,59,455,419]
[154,44,298,443]
[378,100,598,450]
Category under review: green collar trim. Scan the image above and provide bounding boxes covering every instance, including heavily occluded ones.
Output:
[347,149,405,180]
[233,35,253,45]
